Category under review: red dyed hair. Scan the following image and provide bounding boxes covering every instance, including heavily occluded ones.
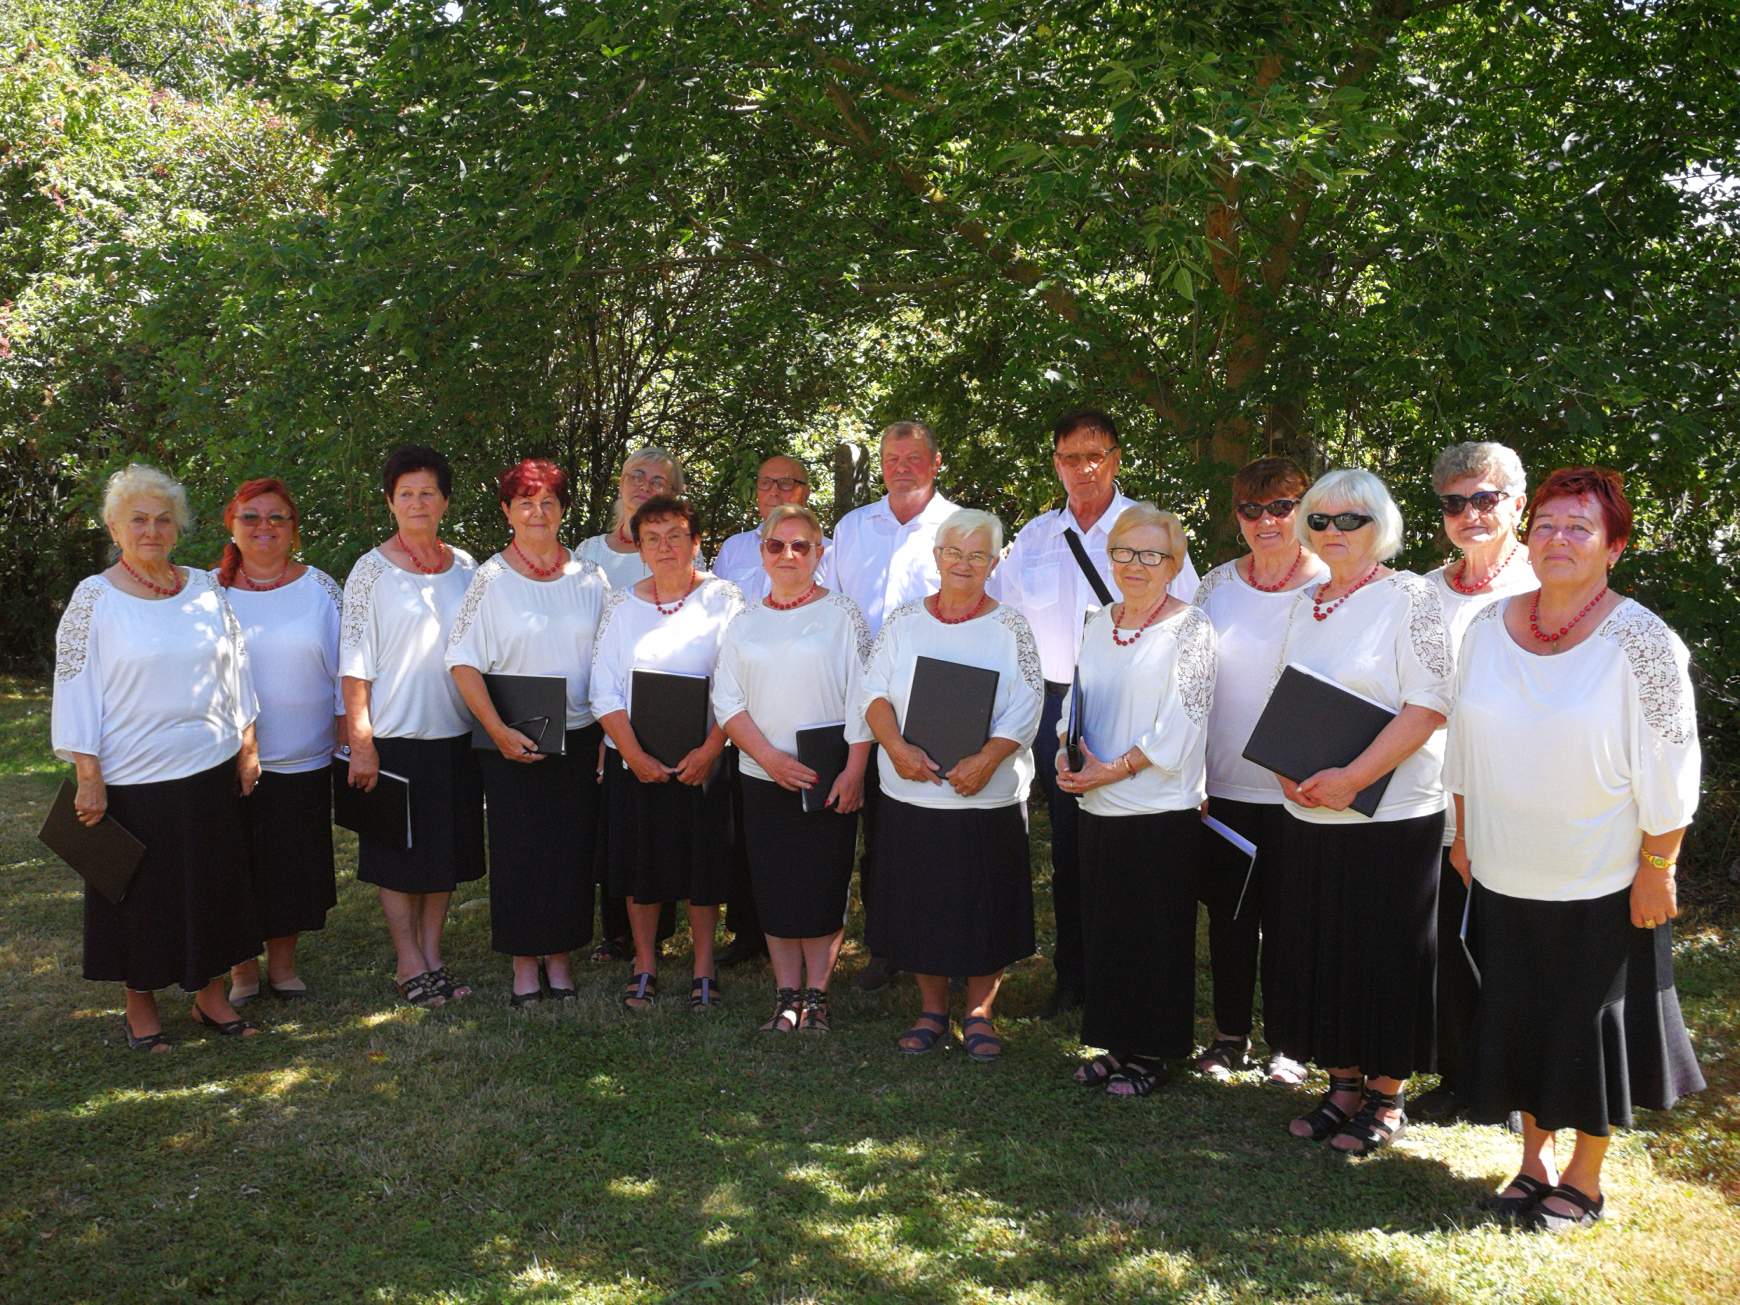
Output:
[498,458,571,508]
[1525,465,1632,547]
[215,477,300,587]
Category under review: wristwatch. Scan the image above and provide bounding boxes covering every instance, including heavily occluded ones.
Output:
[1639,851,1677,873]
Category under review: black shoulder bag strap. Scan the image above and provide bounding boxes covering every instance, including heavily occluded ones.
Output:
[1062,525,1115,607]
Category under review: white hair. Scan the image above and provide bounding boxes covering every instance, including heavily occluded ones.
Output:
[936,507,1004,554]
[1431,441,1527,497]
[102,463,191,531]
[1296,468,1405,561]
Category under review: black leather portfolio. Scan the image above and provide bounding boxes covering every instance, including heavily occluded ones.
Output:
[1241,663,1397,818]
[330,754,413,849]
[38,779,146,905]
[630,669,710,768]
[902,656,999,775]
[1065,667,1086,772]
[794,721,849,813]
[468,672,567,756]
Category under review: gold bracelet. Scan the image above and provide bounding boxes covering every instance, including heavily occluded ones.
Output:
[1123,754,1137,780]
[1640,852,1677,873]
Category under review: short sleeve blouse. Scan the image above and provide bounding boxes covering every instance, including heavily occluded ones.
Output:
[338,546,477,740]
[219,567,343,773]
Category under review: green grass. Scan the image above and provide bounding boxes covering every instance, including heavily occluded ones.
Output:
[2,676,1737,1303]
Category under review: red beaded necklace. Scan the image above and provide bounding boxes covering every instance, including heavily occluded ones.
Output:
[1312,564,1382,622]
[1245,547,1304,593]
[765,582,819,611]
[1448,541,1519,596]
[1529,585,1608,648]
[651,573,700,616]
[1110,599,1169,647]
[396,531,447,575]
[930,593,988,625]
[239,565,293,591]
[511,538,565,579]
[119,556,184,597]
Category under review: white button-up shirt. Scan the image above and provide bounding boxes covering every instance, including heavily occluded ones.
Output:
[828,491,961,635]
[990,489,1200,684]
[712,525,835,605]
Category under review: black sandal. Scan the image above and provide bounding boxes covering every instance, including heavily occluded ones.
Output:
[591,937,631,963]
[623,971,657,1010]
[1487,1172,1555,1220]
[190,1002,261,1037]
[961,1014,1003,1063]
[1524,1182,1605,1233]
[429,967,472,1002]
[1330,1086,1407,1156]
[898,1011,950,1055]
[798,987,830,1034]
[760,987,802,1033]
[690,975,722,1010]
[394,971,446,1009]
[1195,1037,1249,1077]
[1073,1052,1122,1087]
[1106,1058,1168,1098]
[1288,1073,1364,1141]
[537,960,576,1002]
[123,1018,172,1052]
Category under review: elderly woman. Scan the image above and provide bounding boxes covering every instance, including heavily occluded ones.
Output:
[340,445,482,1010]
[212,477,343,1007]
[1447,466,1703,1231]
[714,505,872,1033]
[847,508,1044,1061]
[591,495,746,1010]
[52,464,263,1049]
[1270,469,1456,1154]
[1056,504,1216,1097]
[446,460,611,1006]
[1414,441,1540,1124]
[1189,457,1327,1086]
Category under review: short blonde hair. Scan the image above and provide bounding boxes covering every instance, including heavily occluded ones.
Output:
[612,446,685,530]
[102,463,191,531]
[1296,468,1405,561]
[1107,502,1187,564]
[936,507,1004,554]
[1432,441,1526,497]
[760,503,823,541]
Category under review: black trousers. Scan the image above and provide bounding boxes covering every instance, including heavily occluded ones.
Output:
[1434,848,1478,1095]
[858,748,883,950]
[1198,797,1274,1040]
[1037,682,1084,993]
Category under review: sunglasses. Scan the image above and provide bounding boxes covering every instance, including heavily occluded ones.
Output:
[1306,512,1373,532]
[762,538,815,557]
[236,511,294,528]
[1235,498,1299,522]
[1439,490,1507,517]
[1108,546,1172,566]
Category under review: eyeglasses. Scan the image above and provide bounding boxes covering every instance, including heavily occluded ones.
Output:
[756,476,807,493]
[1235,498,1298,522]
[1108,546,1172,567]
[1056,448,1116,472]
[624,469,671,491]
[235,512,294,528]
[762,537,815,557]
[1527,521,1598,542]
[1440,491,1507,517]
[1306,512,1373,532]
[641,528,691,550]
[937,546,994,568]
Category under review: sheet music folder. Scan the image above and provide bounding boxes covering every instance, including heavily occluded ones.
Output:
[1065,668,1085,772]
[468,672,568,756]
[795,721,849,813]
[330,754,413,850]
[902,656,999,775]
[1241,663,1397,818]
[630,669,710,768]
[38,779,146,905]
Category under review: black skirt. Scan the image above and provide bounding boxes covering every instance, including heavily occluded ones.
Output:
[739,773,858,937]
[867,797,1035,977]
[356,735,486,894]
[241,767,337,938]
[84,756,261,992]
[602,750,734,906]
[478,724,604,956]
[1079,808,1201,1059]
[1469,881,1705,1136]
[1272,809,1443,1079]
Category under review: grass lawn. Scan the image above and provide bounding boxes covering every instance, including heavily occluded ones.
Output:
[2,672,1736,1303]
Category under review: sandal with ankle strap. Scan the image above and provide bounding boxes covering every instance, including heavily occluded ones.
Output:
[961,1015,1003,1063]
[429,967,472,1002]
[1106,1058,1168,1098]
[1073,1052,1122,1087]
[689,974,722,1010]
[190,1002,261,1037]
[1524,1182,1604,1233]
[1289,1073,1364,1142]
[394,971,446,1009]
[123,1018,173,1052]
[798,987,831,1034]
[898,1011,950,1055]
[1330,1087,1407,1156]
[1487,1172,1555,1220]
[1195,1037,1249,1077]
[760,987,802,1033]
[623,971,657,1010]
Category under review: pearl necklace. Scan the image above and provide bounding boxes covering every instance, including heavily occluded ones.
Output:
[1448,541,1520,595]
[765,582,819,611]
[1246,547,1304,593]
[239,565,293,591]
[929,593,988,624]
[511,538,565,579]
[1312,565,1382,621]
[1110,599,1168,647]
[396,532,447,575]
[1529,586,1608,649]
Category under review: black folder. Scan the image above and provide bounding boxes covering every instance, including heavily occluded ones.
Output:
[1065,668,1086,772]
[1241,663,1398,818]
[630,669,710,768]
[468,672,567,756]
[795,721,849,814]
[38,779,146,905]
[330,754,413,850]
[902,656,999,775]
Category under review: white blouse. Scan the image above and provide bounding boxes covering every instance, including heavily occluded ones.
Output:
[846,601,1045,811]
[1192,555,1330,805]
[220,568,343,774]
[1444,599,1700,902]
[588,576,747,751]
[52,569,258,786]
[1271,572,1457,825]
[713,592,871,783]
[339,547,477,740]
[444,554,611,731]
[1060,604,1217,818]
[574,533,650,590]
[712,526,836,605]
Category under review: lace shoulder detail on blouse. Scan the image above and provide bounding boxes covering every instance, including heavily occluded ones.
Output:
[54,576,107,682]
[992,605,1045,693]
[310,567,343,610]
[1192,560,1236,608]
[706,576,748,621]
[593,586,632,647]
[866,600,924,665]
[448,555,505,647]
[203,572,249,670]
[340,551,391,653]
[1395,572,1454,679]
[827,593,874,667]
[1468,600,1504,630]
[1173,606,1217,725]
[1598,602,1695,744]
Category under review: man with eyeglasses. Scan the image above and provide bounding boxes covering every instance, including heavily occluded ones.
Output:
[830,420,960,991]
[990,408,1200,1015]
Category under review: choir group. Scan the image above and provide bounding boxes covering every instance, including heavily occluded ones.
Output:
[50,411,1704,1231]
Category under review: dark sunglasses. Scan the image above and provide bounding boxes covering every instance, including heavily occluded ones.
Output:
[1235,498,1299,522]
[1439,490,1507,517]
[1306,511,1373,532]
[762,538,815,557]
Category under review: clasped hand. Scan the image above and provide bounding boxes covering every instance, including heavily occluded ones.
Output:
[1055,743,1118,794]
[1281,766,1360,811]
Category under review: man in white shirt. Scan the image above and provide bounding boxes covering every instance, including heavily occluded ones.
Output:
[711,455,832,604]
[831,420,960,989]
[990,408,1200,1014]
